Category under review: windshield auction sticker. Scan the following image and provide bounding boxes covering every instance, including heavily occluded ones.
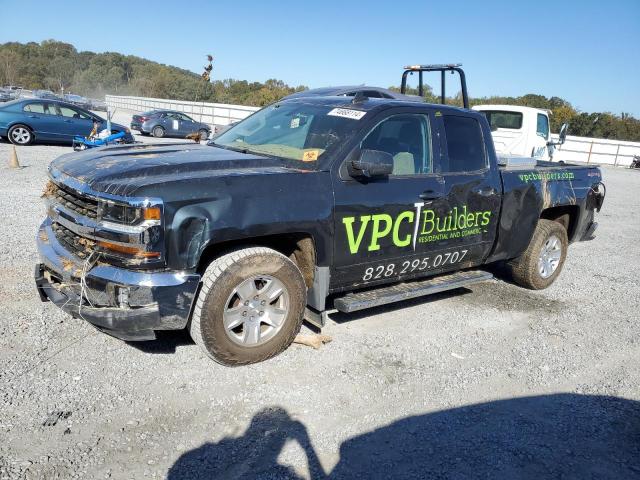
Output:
[327,108,366,120]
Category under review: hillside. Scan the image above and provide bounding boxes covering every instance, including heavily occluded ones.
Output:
[0,40,638,141]
[0,40,306,107]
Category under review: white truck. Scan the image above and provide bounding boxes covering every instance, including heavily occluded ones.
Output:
[472,104,567,161]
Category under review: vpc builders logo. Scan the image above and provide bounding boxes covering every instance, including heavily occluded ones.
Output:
[342,203,492,255]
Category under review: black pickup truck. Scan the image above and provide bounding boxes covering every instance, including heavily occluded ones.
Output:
[35,67,606,365]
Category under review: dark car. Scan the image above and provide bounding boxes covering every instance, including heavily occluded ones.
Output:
[282,85,423,102]
[63,94,91,110]
[0,99,133,146]
[88,99,108,112]
[33,90,63,101]
[131,110,211,139]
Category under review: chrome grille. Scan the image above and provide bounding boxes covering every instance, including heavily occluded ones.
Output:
[51,183,99,220]
[52,222,95,259]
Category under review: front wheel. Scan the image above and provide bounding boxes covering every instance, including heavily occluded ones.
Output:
[198,129,209,141]
[508,219,568,290]
[190,247,306,366]
[8,124,33,145]
[152,126,165,138]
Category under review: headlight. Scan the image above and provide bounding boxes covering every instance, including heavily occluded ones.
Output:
[95,199,164,265]
[98,200,161,225]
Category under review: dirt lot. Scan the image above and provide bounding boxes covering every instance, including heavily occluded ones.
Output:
[0,114,639,479]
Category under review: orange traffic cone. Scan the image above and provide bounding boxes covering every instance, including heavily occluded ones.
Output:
[8,145,20,168]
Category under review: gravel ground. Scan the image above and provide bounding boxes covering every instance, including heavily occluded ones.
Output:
[0,112,639,479]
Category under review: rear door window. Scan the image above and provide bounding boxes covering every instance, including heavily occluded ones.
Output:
[442,115,487,172]
[23,102,46,114]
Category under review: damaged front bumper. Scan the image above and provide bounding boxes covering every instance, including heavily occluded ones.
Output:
[35,218,200,341]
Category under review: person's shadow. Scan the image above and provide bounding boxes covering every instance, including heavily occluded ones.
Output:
[167,394,640,479]
[168,407,324,479]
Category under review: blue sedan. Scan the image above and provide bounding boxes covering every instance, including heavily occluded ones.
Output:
[0,99,133,146]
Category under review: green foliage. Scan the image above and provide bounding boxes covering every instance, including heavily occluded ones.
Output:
[0,40,306,108]
[1,40,637,142]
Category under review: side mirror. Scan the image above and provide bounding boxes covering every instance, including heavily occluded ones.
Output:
[558,123,569,145]
[548,123,569,147]
[349,149,394,178]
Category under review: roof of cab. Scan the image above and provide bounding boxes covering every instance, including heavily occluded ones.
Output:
[280,95,478,116]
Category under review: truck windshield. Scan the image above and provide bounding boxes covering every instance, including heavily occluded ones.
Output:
[211,102,363,166]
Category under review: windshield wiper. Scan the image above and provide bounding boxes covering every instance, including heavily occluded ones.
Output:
[209,141,276,158]
[209,141,245,153]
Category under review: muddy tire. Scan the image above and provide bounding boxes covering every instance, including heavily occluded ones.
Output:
[508,219,568,290]
[190,247,306,366]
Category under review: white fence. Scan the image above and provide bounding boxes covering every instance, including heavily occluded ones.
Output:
[106,95,640,167]
[105,95,259,128]
[550,134,640,167]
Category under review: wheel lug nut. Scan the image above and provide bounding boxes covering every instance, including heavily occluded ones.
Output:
[242,311,247,316]
[254,295,259,300]
[244,301,249,306]
[259,311,264,316]
[261,300,266,306]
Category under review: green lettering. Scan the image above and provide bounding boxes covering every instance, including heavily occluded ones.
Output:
[481,211,492,226]
[392,211,414,247]
[342,215,371,255]
[368,214,393,251]
[421,209,435,235]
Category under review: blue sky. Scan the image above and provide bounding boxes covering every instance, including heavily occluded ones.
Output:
[0,0,638,115]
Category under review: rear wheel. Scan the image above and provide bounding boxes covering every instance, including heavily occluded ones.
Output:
[190,247,306,366]
[152,126,165,138]
[508,219,568,289]
[198,129,209,141]
[8,124,33,145]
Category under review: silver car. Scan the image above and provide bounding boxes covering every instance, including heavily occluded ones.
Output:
[131,110,211,139]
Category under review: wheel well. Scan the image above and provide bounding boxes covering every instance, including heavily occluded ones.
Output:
[197,233,317,288]
[540,205,579,241]
[10,123,33,132]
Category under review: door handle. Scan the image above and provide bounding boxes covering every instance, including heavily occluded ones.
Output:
[473,186,497,196]
[64,119,73,123]
[419,189,440,201]
[28,115,39,118]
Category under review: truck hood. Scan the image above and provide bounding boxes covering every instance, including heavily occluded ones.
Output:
[49,142,314,197]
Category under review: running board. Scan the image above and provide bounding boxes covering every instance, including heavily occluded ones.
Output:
[334,270,493,313]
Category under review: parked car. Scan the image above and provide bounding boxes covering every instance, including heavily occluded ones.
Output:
[89,99,108,112]
[131,110,211,139]
[35,65,605,366]
[283,85,422,102]
[0,98,133,146]
[33,89,63,101]
[0,89,12,103]
[63,94,91,110]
